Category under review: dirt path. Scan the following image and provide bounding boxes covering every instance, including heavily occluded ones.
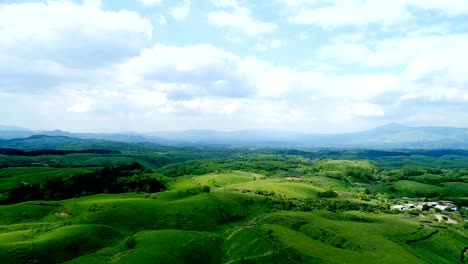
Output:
[435,214,458,224]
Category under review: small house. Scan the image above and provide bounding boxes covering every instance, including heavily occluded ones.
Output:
[390,205,405,211]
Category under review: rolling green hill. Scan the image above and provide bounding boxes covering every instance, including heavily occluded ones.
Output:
[0,147,466,263]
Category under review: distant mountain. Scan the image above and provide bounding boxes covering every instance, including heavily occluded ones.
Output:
[145,124,468,148]
[0,125,31,131]
[0,123,467,149]
[0,130,36,139]
[0,135,158,151]
[0,135,104,149]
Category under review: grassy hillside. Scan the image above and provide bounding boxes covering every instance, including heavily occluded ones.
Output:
[0,148,467,263]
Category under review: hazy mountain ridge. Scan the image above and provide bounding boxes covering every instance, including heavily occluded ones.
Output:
[0,124,467,149]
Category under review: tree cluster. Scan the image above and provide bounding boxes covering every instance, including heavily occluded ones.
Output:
[6,162,165,204]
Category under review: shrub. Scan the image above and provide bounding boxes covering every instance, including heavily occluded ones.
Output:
[318,190,338,198]
[202,185,211,193]
[267,229,274,238]
[123,236,136,250]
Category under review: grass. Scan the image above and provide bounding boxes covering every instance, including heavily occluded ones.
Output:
[255,211,461,264]
[442,182,468,197]
[0,167,95,192]
[0,224,122,264]
[0,202,60,225]
[393,180,444,196]
[305,175,350,191]
[0,157,467,263]
[372,180,446,197]
[67,230,221,264]
[405,228,468,264]
[169,171,258,190]
[224,179,324,198]
[373,155,468,169]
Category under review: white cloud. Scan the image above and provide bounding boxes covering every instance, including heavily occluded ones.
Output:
[0,0,152,68]
[257,39,286,51]
[283,0,468,28]
[320,33,468,74]
[66,100,93,113]
[270,39,285,48]
[258,67,294,98]
[0,0,153,93]
[288,1,413,28]
[319,43,371,64]
[170,0,191,20]
[208,1,277,36]
[140,0,163,6]
[115,44,263,99]
[1,1,467,132]
[317,33,468,107]
[298,32,309,40]
[83,0,102,8]
[115,43,402,103]
[349,102,385,117]
[155,14,167,24]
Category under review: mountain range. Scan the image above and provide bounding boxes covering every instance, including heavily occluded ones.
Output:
[0,123,467,149]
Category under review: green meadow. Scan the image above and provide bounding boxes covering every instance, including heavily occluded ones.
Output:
[0,147,467,263]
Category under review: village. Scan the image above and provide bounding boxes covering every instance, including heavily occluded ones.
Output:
[389,198,468,224]
[390,198,459,212]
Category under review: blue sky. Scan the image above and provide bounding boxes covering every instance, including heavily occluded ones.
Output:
[1,0,468,133]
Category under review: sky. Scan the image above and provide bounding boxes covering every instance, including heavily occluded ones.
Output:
[1,0,468,133]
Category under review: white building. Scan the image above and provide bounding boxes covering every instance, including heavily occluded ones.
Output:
[434,205,447,211]
[390,205,406,211]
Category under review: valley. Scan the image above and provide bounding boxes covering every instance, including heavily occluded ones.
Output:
[0,142,466,263]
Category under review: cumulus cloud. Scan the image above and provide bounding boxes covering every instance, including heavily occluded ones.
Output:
[114,44,262,99]
[154,14,167,24]
[283,0,468,28]
[318,33,468,107]
[208,0,277,36]
[0,1,152,67]
[169,0,191,20]
[140,0,163,6]
[1,0,467,132]
[349,103,385,118]
[257,39,286,51]
[0,0,152,92]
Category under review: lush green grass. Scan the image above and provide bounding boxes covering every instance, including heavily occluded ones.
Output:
[305,175,350,191]
[442,182,468,197]
[168,171,326,199]
[67,230,221,264]
[0,154,134,168]
[0,190,270,263]
[393,180,444,196]
[373,155,468,169]
[225,179,324,198]
[255,211,465,264]
[405,228,468,264]
[0,224,122,264]
[0,167,95,192]
[373,180,446,198]
[0,154,467,264]
[1,188,466,264]
[317,159,378,171]
[0,202,61,225]
[169,171,259,190]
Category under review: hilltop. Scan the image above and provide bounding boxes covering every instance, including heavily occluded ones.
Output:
[0,149,467,263]
[1,123,468,149]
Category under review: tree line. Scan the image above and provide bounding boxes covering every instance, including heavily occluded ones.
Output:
[5,162,165,204]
